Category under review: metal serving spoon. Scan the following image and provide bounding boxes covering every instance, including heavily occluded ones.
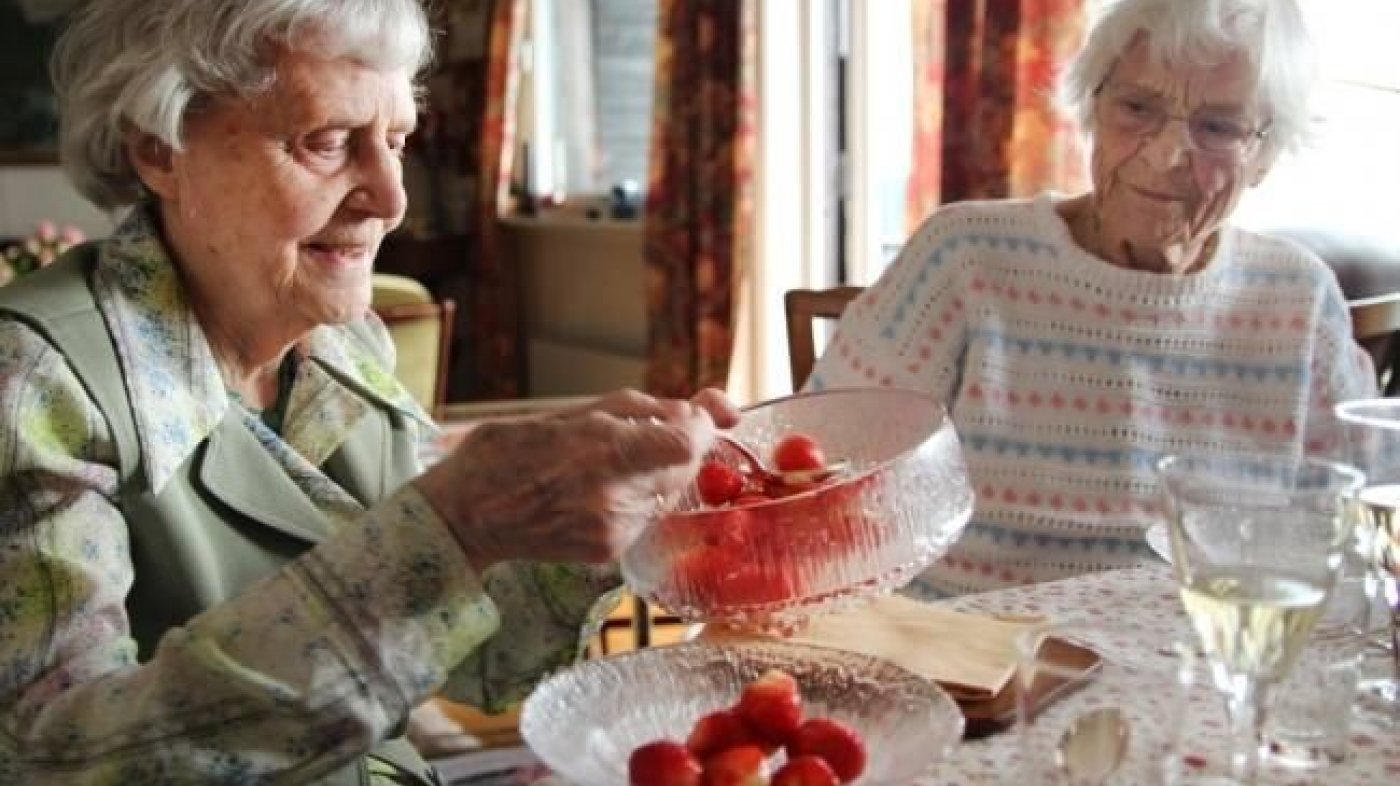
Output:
[714,433,851,487]
[1054,707,1130,785]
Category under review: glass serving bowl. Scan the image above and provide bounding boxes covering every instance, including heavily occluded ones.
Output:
[520,640,964,786]
[622,387,972,631]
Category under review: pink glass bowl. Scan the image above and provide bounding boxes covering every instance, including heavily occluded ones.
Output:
[520,640,965,786]
[622,387,972,631]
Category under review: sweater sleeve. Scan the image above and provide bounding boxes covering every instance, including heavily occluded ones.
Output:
[1302,279,1378,456]
[806,208,970,404]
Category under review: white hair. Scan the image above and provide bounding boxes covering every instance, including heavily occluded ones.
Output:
[1059,0,1316,156]
[51,0,434,210]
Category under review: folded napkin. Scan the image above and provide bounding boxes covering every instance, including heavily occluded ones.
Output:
[704,594,1044,700]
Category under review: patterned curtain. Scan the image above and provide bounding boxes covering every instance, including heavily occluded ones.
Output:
[908,0,1086,222]
[643,0,755,398]
[905,0,948,234]
[463,0,526,399]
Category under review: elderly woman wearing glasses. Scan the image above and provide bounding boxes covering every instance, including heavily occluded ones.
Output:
[807,0,1375,597]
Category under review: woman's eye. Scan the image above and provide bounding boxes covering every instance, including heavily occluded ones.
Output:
[304,133,351,155]
[1118,97,1155,118]
[1195,116,1248,140]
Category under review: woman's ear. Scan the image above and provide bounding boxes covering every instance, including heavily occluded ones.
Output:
[126,131,178,200]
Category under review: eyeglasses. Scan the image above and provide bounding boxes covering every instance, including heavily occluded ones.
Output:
[1095,82,1270,157]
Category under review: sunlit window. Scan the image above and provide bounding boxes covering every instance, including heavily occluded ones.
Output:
[1209,0,1400,240]
[519,0,657,202]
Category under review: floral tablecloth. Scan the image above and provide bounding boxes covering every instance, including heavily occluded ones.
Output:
[523,564,1399,786]
[919,564,1400,786]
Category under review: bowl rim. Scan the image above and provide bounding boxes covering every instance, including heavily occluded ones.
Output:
[663,385,957,514]
[520,638,966,782]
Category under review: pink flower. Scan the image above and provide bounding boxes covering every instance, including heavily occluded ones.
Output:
[35,220,57,243]
[59,224,85,248]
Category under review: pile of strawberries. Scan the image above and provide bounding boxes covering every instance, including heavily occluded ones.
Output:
[666,433,878,610]
[694,434,831,507]
[627,668,867,786]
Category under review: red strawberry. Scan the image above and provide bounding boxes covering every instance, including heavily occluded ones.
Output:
[674,549,800,608]
[697,461,746,506]
[630,740,703,786]
[687,709,773,758]
[786,719,866,784]
[702,744,770,786]
[771,433,826,473]
[737,669,804,745]
[772,755,840,786]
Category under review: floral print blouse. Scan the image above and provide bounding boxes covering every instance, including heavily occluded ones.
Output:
[0,209,619,784]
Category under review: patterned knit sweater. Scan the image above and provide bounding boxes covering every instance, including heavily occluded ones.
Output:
[807,194,1376,598]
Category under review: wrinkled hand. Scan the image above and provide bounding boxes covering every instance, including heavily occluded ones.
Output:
[415,388,738,572]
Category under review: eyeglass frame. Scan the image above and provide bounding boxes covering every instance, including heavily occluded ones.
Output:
[1093,80,1272,157]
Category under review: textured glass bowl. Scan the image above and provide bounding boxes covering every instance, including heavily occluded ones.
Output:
[520,640,964,786]
[622,387,972,631]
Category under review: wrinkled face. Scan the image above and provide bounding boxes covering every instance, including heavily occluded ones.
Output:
[150,48,415,332]
[1088,35,1274,257]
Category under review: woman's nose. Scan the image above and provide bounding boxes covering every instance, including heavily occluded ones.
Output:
[1138,116,1195,171]
[346,142,407,220]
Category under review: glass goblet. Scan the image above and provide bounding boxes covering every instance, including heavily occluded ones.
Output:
[1156,453,1363,785]
[1333,398,1400,726]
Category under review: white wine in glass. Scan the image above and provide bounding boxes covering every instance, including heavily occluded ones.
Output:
[1157,453,1362,785]
[1179,567,1327,685]
[1344,481,1400,717]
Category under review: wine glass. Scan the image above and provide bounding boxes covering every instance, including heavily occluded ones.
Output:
[1156,453,1363,785]
[1333,398,1400,726]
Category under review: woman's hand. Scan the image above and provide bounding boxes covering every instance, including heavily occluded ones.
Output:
[415,388,738,572]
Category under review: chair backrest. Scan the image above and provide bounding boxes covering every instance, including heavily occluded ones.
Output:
[1349,292,1400,397]
[783,286,864,391]
[371,273,455,417]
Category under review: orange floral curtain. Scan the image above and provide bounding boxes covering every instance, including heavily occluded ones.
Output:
[464,0,526,399]
[906,0,948,234]
[907,0,1086,229]
[643,0,755,398]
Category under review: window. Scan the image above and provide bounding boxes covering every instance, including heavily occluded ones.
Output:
[519,0,658,202]
[1233,0,1400,240]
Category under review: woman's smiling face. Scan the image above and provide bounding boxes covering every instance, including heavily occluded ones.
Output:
[1087,34,1275,266]
[140,47,416,335]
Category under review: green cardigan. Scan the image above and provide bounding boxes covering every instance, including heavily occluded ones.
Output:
[0,250,436,786]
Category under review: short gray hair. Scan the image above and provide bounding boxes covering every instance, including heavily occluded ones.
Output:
[52,0,434,210]
[1059,0,1315,156]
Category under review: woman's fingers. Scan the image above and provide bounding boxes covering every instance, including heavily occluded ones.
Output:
[690,387,742,428]
[420,389,729,571]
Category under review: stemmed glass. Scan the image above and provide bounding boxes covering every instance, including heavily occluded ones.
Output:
[1156,453,1363,785]
[1333,399,1400,726]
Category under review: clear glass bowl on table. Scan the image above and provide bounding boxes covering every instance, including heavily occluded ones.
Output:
[622,387,974,633]
[519,640,965,786]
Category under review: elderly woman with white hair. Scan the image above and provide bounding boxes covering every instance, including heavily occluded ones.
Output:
[0,1,738,784]
[808,0,1375,598]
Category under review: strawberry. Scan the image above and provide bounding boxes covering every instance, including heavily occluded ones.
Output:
[736,669,804,745]
[630,740,703,786]
[687,709,773,758]
[673,549,800,608]
[772,755,840,786]
[701,744,771,786]
[697,461,746,506]
[786,719,866,784]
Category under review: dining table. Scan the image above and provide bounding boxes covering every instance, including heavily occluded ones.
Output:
[522,562,1400,786]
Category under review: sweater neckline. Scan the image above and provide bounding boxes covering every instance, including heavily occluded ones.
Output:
[1032,193,1236,297]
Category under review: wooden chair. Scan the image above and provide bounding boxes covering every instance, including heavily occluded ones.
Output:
[783,286,864,391]
[1350,291,1400,397]
[371,273,456,418]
